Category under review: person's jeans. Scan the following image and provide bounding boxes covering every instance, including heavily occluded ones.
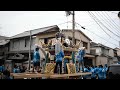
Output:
[79,60,84,72]
[54,61,62,74]
[76,63,79,73]
[64,59,69,74]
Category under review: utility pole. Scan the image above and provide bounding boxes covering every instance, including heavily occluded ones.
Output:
[118,12,120,48]
[119,41,120,48]
[28,30,32,71]
[65,11,75,44]
[72,11,75,44]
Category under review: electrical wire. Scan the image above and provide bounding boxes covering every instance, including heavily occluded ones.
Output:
[95,11,120,34]
[75,22,119,48]
[57,21,72,26]
[89,11,120,39]
[103,11,120,32]
[87,11,111,38]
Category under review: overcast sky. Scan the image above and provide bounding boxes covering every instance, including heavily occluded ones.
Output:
[0,11,119,48]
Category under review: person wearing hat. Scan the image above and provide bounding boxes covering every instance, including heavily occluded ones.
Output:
[76,47,86,72]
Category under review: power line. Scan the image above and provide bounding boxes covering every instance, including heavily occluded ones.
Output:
[104,11,120,31]
[109,11,118,14]
[87,11,111,38]
[88,11,119,42]
[75,22,119,48]
[95,11,120,34]
[89,11,120,39]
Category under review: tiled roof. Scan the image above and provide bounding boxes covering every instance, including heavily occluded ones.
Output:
[9,25,59,39]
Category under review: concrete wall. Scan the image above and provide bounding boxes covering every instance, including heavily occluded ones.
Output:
[107,58,114,66]
[92,58,96,66]
[116,49,120,56]
[96,56,108,66]
[96,47,102,55]
[9,37,36,52]
[109,49,114,57]
[62,30,91,53]
[36,31,58,59]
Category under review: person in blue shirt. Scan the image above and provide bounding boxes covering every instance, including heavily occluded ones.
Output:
[54,50,64,74]
[0,65,3,73]
[98,65,105,79]
[13,65,19,73]
[77,47,86,72]
[103,64,108,79]
[0,64,5,73]
[75,61,79,73]
[13,65,17,73]
[83,65,90,79]
[94,66,99,78]
[33,47,40,72]
[64,58,69,74]
[90,66,97,79]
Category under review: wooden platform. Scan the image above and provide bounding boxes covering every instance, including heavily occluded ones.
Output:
[50,72,91,78]
[10,72,92,79]
[11,73,52,79]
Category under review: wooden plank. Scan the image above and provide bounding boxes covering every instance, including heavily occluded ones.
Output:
[45,48,77,52]
[50,72,92,78]
[11,73,52,79]
[11,72,92,79]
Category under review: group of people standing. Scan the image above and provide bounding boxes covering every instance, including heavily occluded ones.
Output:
[0,31,109,79]
[13,65,27,73]
[0,64,11,79]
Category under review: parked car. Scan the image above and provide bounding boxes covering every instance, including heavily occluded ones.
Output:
[107,64,120,79]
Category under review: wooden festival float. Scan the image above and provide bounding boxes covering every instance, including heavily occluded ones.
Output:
[10,32,92,79]
[10,11,92,79]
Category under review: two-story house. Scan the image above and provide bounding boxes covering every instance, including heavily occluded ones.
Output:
[0,35,9,65]
[90,42,117,66]
[7,25,60,69]
[61,29,95,66]
[114,48,120,62]
[6,25,95,70]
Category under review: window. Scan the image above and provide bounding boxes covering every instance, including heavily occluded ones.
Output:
[24,38,29,47]
[12,41,14,48]
[75,39,77,45]
[25,38,27,47]
[44,38,48,44]
[83,42,88,49]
